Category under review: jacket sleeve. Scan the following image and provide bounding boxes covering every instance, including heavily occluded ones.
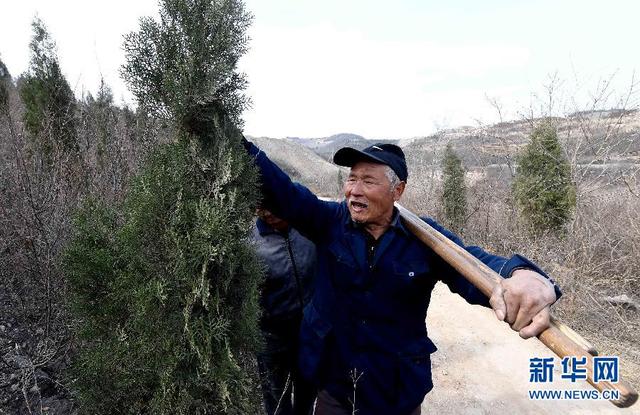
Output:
[422,217,562,307]
[243,139,341,242]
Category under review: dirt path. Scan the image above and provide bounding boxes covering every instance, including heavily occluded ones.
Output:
[420,283,639,414]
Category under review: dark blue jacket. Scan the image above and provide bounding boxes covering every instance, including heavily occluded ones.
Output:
[252,219,316,323]
[245,141,560,415]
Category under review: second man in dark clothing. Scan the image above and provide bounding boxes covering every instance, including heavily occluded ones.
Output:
[253,208,317,415]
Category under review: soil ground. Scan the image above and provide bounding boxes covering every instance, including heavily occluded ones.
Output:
[421,283,639,415]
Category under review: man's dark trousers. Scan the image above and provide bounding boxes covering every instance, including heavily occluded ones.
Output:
[257,314,315,415]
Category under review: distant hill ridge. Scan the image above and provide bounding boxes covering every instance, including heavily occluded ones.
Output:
[245,134,344,196]
[248,109,640,178]
[287,133,399,161]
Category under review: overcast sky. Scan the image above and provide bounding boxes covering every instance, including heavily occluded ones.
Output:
[1,0,639,139]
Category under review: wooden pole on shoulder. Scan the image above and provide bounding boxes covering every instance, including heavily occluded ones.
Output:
[396,202,638,408]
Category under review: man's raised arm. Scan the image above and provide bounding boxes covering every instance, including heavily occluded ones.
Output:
[242,138,339,242]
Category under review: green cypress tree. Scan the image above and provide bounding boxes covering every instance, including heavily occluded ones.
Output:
[64,0,263,413]
[121,0,251,126]
[0,55,10,112]
[82,78,117,165]
[440,144,467,233]
[18,17,77,156]
[513,121,576,234]
[0,56,9,80]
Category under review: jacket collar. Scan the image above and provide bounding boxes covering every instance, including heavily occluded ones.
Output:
[389,208,409,236]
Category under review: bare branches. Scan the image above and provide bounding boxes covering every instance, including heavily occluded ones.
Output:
[349,368,364,415]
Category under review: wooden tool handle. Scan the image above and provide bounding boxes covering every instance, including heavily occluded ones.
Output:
[396,203,638,408]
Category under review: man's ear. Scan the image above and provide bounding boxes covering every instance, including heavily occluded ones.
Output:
[393,181,406,201]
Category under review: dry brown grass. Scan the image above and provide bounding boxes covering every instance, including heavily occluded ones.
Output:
[400,150,640,390]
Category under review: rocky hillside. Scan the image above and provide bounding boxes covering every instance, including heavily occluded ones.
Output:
[247,135,345,197]
[404,109,640,168]
[261,110,640,191]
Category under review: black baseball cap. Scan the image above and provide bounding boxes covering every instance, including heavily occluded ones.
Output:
[333,143,408,182]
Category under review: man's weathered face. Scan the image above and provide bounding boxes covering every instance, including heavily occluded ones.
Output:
[344,161,404,226]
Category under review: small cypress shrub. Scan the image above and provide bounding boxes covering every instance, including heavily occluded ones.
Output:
[82,79,117,165]
[18,17,78,156]
[440,143,467,233]
[0,56,10,111]
[513,121,576,234]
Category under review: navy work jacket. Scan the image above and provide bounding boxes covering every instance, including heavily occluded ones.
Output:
[252,219,316,323]
[245,141,561,415]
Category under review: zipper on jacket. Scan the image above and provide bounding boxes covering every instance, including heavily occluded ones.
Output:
[284,234,305,310]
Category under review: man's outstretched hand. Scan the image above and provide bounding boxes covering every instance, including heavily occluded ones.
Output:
[489,269,557,339]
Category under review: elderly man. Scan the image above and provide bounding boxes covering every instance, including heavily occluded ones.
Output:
[242,139,560,415]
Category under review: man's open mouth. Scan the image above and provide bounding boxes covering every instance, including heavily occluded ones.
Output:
[350,201,368,212]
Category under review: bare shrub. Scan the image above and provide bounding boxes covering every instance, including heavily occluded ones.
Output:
[400,73,639,389]
[0,75,163,412]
